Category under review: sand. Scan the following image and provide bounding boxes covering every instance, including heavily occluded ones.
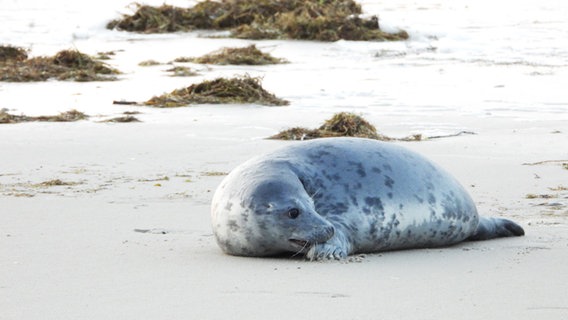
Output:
[2,1,568,319]
[1,105,567,319]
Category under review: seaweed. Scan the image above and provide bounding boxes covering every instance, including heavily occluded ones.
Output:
[100,116,141,123]
[138,59,163,66]
[245,2,409,41]
[165,66,199,77]
[0,45,28,62]
[113,100,139,105]
[202,171,228,176]
[35,109,89,122]
[0,47,120,82]
[319,112,385,139]
[0,110,20,124]
[0,109,88,124]
[229,24,280,40]
[271,112,479,141]
[95,51,117,60]
[525,194,557,199]
[106,3,223,33]
[172,57,193,63]
[107,1,409,42]
[144,75,289,107]
[268,127,323,140]
[270,112,390,140]
[0,109,144,124]
[185,45,286,65]
[36,179,78,187]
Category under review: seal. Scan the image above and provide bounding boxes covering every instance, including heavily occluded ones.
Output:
[211,137,524,260]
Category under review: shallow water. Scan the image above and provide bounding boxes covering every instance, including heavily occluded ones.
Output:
[1,0,567,128]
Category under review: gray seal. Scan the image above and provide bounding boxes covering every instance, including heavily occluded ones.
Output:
[211,137,524,259]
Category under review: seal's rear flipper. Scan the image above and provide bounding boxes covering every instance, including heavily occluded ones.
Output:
[468,217,525,241]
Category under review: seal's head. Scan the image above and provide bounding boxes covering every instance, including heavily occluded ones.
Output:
[211,165,334,257]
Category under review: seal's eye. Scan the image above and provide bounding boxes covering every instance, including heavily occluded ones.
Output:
[288,208,300,219]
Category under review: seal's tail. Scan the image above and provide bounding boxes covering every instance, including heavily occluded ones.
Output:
[468,217,525,241]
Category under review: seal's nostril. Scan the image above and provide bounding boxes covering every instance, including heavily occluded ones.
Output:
[328,225,335,237]
[320,225,334,242]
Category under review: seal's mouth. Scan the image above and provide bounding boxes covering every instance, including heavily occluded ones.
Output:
[289,239,311,248]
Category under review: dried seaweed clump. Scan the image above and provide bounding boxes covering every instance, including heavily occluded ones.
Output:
[100,116,141,123]
[138,59,162,66]
[144,76,289,107]
[0,45,28,62]
[320,112,384,138]
[232,1,409,42]
[183,45,286,65]
[107,1,408,42]
[269,127,323,140]
[165,66,199,77]
[270,112,391,140]
[106,3,218,33]
[0,47,120,82]
[0,109,88,124]
[36,179,78,187]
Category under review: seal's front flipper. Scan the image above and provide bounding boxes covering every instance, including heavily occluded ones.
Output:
[305,231,351,261]
[468,217,525,241]
[306,243,347,260]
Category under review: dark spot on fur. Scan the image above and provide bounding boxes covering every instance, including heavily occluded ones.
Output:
[350,195,359,206]
[356,165,366,178]
[364,197,385,216]
[228,219,239,232]
[369,219,379,237]
[428,193,436,205]
[384,176,395,189]
[365,196,383,208]
[348,161,366,178]
[310,150,332,161]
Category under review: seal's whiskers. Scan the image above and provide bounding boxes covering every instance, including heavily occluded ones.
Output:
[291,241,311,258]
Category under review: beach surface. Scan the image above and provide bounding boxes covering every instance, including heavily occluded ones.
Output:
[1,0,568,319]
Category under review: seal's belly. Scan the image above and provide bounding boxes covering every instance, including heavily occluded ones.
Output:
[355,205,476,252]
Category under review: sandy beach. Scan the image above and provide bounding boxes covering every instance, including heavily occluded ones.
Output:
[2,0,568,319]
